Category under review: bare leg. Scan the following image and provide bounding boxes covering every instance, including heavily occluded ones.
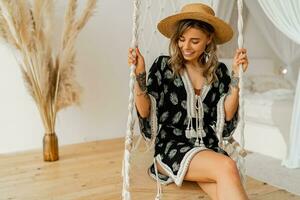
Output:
[156,162,218,199]
[155,150,248,199]
[197,182,218,200]
[184,150,249,200]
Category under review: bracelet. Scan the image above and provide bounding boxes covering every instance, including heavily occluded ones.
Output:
[230,76,240,88]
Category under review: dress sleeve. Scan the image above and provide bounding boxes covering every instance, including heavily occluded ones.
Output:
[216,62,239,139]
[136,56,165,141]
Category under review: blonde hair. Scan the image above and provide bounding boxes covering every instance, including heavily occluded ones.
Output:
[168,19,218,84]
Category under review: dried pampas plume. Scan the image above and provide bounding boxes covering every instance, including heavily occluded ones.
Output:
[0,0,97,133]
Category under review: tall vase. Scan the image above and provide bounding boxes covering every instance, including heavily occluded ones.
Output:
[43,133,59,161]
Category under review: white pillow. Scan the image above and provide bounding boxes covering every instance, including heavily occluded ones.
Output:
[262,88,294,100]
[247,75,293,93]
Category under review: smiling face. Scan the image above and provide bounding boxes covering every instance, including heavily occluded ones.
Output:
[178,27,212,64]
[169,20,218,83]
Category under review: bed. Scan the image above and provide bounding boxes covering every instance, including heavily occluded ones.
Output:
[220,58,295,160]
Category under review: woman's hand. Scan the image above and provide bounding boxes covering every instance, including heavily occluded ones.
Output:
[128,47,146,75]
[232,48,249,76]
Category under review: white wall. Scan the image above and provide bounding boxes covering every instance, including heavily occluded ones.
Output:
[0,0,133,153]
[0,0,279,153]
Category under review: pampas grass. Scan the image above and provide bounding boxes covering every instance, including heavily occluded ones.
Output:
[0,0,97,134]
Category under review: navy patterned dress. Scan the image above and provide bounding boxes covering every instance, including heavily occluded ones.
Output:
[137,55,238,186]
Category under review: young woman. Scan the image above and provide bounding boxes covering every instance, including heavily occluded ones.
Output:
[128,3,249,200]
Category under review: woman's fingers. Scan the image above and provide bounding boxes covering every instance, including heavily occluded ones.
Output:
[128,47,145,72]
[237,58,248,72]
[135,47,141,56]
[232,48,249,72]
[128,48,137,66]
[235,48,247,59]
[237,58,248,65]
[238,53,247,59]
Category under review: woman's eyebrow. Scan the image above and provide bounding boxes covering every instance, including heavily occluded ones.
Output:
[179,36,200,40]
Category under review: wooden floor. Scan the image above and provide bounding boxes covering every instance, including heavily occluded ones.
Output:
[0,138,299,200]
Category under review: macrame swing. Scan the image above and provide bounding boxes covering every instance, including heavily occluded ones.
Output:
[122,0,247,199]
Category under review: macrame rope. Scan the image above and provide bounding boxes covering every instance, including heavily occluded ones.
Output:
[237,0,247,186]
[123,0,247,199]
[122,1,140,200]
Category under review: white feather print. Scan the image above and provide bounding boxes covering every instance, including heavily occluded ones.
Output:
[168,149,177,159]
[183,117,189,125]
[159,92,164,107]
[181,100,187,109]
[161,57,167,70]
[172,112,182,124]
[173,128,182,136]
[174,77,183,87]
[147,77,153,85]
[213,81,219,88]
[180,146,191,153]
[208,138,214,144]
[217,68,223,78]
[203,103,209,113]
[165,141,173,154]
[210,123,216,132]
[160,111,169,122]
[172,162,180,172]
[164,85,168,94]
[160,129,167,139]
[170,92,178,105]
[155,71,162,85]
[151,91,159,100]
[164,69,173,79]
[211,93,216,102]
[219,83,224,94]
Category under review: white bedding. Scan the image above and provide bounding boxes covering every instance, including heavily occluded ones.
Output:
[244,89,294,126]
[220,57,296,159]
[241,89,294,159]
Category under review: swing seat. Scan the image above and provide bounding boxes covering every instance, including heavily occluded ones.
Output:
[129,138,209,200]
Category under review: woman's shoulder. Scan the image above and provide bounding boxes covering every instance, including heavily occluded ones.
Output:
[215,61,230,80]
[153,55,171,65]
[150,55,171,72]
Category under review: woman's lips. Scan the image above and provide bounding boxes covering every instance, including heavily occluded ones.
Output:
[183,51,194,56]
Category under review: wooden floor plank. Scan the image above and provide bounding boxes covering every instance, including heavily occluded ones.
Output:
[0,137,299,200]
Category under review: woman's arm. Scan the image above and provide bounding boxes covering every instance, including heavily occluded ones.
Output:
[134,71,151,118]
[128,47,151,118]
[224,84,239,121]
[224,48,248,121]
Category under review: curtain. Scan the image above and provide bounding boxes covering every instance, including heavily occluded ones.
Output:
[258,0,300,45]
[255,0,300,168]
[245,0,300,83]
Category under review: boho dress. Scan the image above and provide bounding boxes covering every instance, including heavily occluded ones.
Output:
[137,55,238,186]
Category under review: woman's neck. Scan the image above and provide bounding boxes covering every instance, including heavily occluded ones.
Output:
[185,61,205,74]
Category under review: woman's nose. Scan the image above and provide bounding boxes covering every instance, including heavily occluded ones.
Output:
[183,41,191,49]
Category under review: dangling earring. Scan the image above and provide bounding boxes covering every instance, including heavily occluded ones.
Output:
[204,49,210,63]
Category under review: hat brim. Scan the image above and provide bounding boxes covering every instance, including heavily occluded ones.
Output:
[157,12,233,44]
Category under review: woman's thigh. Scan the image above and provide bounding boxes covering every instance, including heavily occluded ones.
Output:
[156,149,234,183]
[184,149,233,183]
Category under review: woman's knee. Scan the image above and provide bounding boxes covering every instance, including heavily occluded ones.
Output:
[217,157,240,180]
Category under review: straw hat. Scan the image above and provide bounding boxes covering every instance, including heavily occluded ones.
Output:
[157,3,233,44]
